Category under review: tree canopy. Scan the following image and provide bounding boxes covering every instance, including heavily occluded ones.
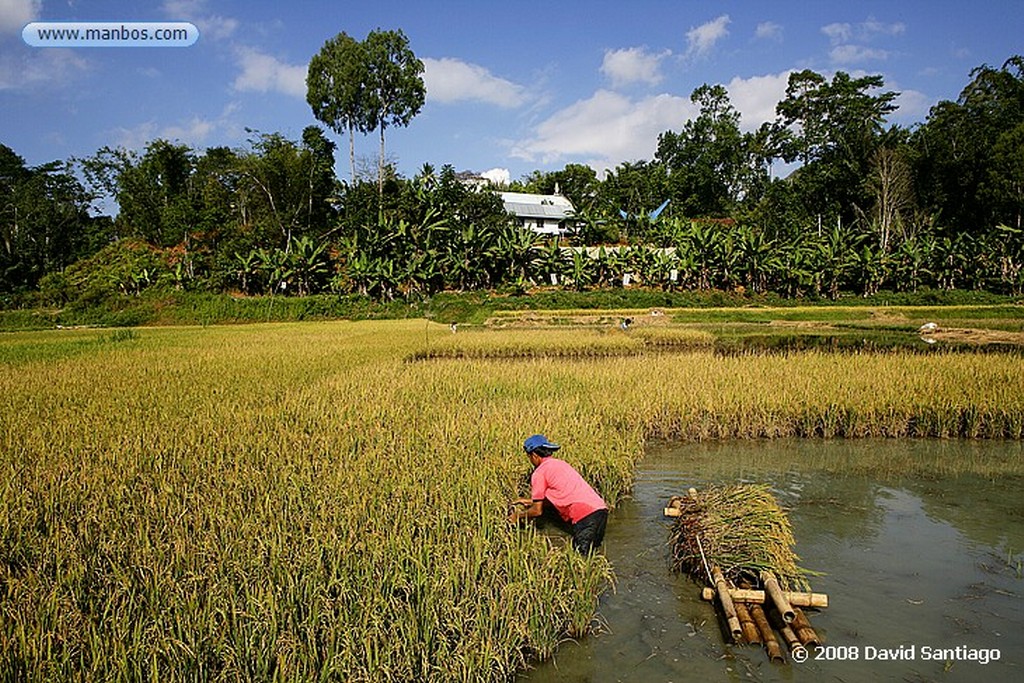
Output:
[306,28,425,198]
[4,54,1024,305]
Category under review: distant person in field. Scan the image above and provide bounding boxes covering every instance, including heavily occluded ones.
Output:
[509,434,609,554]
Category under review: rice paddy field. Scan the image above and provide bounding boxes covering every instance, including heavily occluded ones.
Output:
[2,309,1023,681]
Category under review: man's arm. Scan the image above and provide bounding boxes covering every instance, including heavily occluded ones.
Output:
[509,499,544,523]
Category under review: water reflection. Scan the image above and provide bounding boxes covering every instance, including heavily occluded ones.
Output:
[521,439,1024,683]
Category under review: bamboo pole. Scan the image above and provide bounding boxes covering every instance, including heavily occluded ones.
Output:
[748,604,784,663]
[769,608,804,654]
[711,565,743,642]
[761,571,796,623]
[700,587,828,608]
[792,607,821,647]
[733,602,761,645]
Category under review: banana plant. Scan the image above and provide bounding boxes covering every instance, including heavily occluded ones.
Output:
[256,247,294,294]
[232,251,261,294]
[533,240,569,286]
[604,247,632,288]
[491,223,537,286]
[568,249,596,290]
[650,248,682,290]
[813,223,864,299]
[853,242,890,297]
[932,234,971,290]
[734,227,780,293]
[287,235,330,296]
[685,221,722,290]
[776,234,816,298]
[893,235,933,292]
[627,245,657,286]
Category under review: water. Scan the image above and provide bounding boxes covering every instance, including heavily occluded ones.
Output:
[521,440,1024,683]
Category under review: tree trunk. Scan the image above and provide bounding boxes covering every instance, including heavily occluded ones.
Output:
[378,122,386,201]
[348,122,356,184]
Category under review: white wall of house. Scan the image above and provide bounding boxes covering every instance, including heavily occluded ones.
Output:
[500,192,576,236]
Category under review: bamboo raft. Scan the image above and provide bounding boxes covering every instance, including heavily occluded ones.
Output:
[665,485,827,663]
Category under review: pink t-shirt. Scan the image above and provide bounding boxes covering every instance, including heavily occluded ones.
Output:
[531,457,607,524]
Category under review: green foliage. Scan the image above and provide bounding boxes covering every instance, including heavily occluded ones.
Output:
[39,239,173,308]
[306,31,367,182]
[1,145,105,293]
[8,54,1024,309]
[656,84,759,217]
[308,28,424,195]
[912,56,1024,234]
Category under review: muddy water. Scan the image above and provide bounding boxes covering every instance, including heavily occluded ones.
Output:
[521,440,1024,683]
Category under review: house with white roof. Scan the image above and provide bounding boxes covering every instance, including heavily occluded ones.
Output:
[499,192,576,236]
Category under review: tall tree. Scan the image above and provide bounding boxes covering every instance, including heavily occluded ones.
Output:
[913,56,1024,233]
[306,32,367,183]
[1,144,101,292]
[656,84,748,216]
[81,140,197,247]
[236,130,336,250]
[775,70,898,226]
[362,28,426,199]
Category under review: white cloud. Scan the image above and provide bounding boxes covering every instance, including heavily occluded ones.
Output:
[510,89,696,171]
[110,103,240,151]
[862,18,906,39]
[821,22,852,45]
[0,0,39,34]
[162,0,237,40]
[600,47,670,87]
[826,18,904,43]
[422,57,529,108]
[822,17,904,65]
[725,71,794,131]
[111,122,159,151]
[479,167,510,185]
[686,15,731,58]
[0,48,87,90]
[830,45,890,64]
[893,88,932,121]
[232,47,306,98]
[755,21,783,41]
[161,116,216,144]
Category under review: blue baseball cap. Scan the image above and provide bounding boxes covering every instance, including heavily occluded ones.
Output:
[524,434,560,454]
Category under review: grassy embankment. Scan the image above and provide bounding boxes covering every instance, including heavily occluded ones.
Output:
[1,287,1020,331]
[2,320,1023,681]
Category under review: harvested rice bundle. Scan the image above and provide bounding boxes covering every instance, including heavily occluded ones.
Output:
[669,484,812,591]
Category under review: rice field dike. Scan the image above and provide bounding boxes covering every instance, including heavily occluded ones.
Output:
[1,308,1023,681]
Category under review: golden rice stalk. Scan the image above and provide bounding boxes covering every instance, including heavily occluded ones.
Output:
[669,484,812,592]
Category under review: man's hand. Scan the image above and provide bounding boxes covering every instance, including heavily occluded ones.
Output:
[508,499,529,524]
[509,499,542,524]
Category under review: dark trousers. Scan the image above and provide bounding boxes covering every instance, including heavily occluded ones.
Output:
[572,509,608,554]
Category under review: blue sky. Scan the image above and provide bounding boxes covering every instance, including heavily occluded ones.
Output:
[2,0,1021,189]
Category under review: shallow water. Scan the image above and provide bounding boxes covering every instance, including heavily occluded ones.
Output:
[521,439,1024,683]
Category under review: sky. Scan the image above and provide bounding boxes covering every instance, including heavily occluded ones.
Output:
[2,0,1022,193]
